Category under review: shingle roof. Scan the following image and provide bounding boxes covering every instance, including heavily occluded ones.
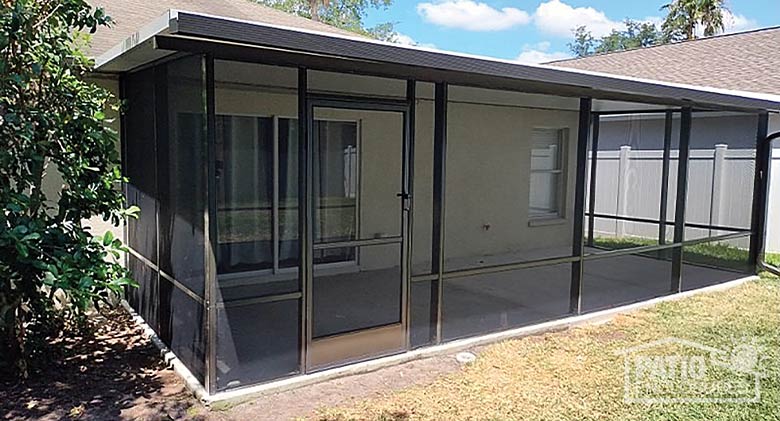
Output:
[87,0,358,58]
[549,26,780,96]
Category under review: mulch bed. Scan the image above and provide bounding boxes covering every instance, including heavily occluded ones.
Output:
[0,308,205,420]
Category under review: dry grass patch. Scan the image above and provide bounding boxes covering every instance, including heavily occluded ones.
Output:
[315,276,780,421]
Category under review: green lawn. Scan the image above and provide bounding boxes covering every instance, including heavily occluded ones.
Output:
[316,274,780,421]
[591,236,780,273]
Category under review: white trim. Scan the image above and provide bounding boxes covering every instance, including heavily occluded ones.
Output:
[120,300,207,400]
[94,10,176,69]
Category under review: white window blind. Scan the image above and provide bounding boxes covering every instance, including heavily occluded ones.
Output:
[529,128,565,218]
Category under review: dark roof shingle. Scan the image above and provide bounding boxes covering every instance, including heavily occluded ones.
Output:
[549,27,780,96]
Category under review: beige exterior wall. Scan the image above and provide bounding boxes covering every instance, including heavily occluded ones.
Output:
[216,61,579,271]
[442,96,579,264]
[216,63,578,270]
[107,60,581,273]
[40,76,124,242]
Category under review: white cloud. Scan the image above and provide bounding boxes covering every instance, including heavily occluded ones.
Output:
[416,0,531,31]
[533,0,623,38]
[723,10,758,33]
[391,33,437,49]
[515,49,571,64]
[691,10,758,37]
[514,41,571,64]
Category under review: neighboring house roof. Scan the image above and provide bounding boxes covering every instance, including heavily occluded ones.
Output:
[549,26,780,96]
[87,0,357,58]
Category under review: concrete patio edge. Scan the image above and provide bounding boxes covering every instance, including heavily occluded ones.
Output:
[121,274,759,408]
[119,301,210,402]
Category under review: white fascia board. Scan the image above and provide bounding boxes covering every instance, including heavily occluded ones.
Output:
[94,10,178,70]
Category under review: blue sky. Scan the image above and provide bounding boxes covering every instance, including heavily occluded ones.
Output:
[363,0,780,63]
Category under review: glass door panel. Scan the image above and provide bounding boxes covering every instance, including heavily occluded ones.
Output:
[313,119,359,263]
[307,104,408,370]
[312,243,402,338]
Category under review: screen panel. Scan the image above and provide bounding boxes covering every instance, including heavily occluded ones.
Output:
[588,113,678,251]
[442,264,571,341]
[312,243,402,338]
[124,67,158,263]
[158,56,207,296]
[126,254,159,333]
[216,299,300,390]
[685,113,757,241]
[212,60,302,390]
[681,236,753,291]
[581,250,673,312]
[410,280,434,349]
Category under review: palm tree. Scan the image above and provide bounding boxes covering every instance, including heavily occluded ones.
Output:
[698,0,725,37]
[661,0,726,41]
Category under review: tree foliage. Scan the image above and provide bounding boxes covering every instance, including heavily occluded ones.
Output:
[662,0,726,42]
[257,0,396,40]
[568,26,597,58]
[569,20,662,58]
[0,0,136,376]
[597,20,661,54]
[569,0,727,58]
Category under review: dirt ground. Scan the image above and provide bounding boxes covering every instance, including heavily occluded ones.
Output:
[1,308,466,420]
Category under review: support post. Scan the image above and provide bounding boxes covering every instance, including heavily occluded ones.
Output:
[658,111,673,244]
[298,67,312,371]
[155,61,171,343]
[670,107,692,293]
[203,54,218,395]
[586,115,599,247]
[570,98,592,315]
[748,112,770,271]
[403,79,416,349]
[430,82,448,343]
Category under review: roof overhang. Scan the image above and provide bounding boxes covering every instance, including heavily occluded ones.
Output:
[94,10,780,113]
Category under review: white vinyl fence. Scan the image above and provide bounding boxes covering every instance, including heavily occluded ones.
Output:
[768,146,780,253]
[588,145,762,250]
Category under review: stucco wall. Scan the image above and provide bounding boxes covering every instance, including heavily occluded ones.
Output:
[213,62,579,271]
[40,76,124,243]
[443,95,579,265]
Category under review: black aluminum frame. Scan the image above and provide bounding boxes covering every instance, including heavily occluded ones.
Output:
[749,112,771,269]
[303,90,413,370]
[583,107,765,292]
[428,82,448,344]
[118,46,775,395]
[570,98,592,314]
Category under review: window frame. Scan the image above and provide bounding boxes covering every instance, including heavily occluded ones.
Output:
[213,111,363,283]
[528,127,569,221]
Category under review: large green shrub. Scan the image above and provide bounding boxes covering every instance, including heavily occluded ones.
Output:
[0,0,136,376]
